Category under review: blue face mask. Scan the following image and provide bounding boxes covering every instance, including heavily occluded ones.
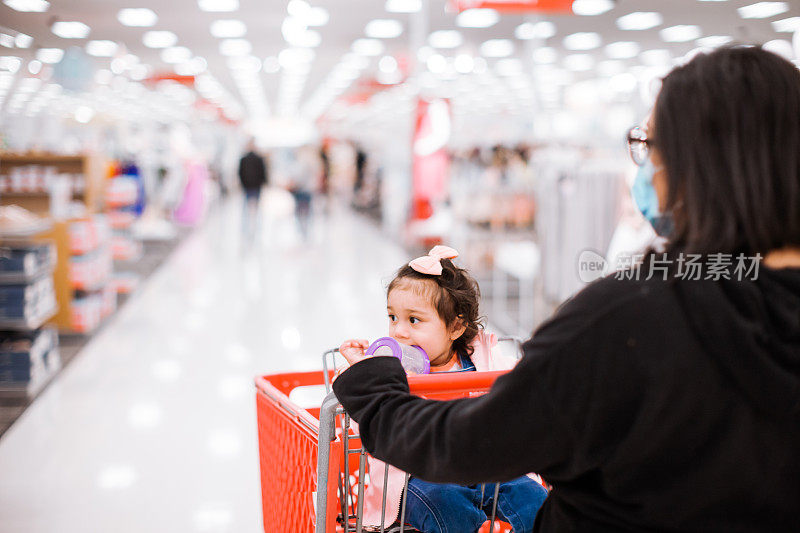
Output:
[631,158,673,237]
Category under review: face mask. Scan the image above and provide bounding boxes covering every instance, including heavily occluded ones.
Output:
[631,158,673,237]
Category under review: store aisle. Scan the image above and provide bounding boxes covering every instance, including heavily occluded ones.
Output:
[0,191,408,533]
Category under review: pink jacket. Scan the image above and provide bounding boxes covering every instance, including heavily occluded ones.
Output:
[357,331,517,529]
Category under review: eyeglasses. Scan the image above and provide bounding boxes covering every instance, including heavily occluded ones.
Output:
[626,125,653,167]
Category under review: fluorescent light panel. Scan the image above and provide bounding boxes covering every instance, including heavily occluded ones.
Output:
[605,41,640,59]
[36,48,63,64]
[737,2,788,19]
[480,39,514,58]
[210,20,246,38]
[772,16,800,32]
[456,8,499,28]
[696,35,733,47]
[52,21,91,39]
[117,8,157,27]
[660,25,702,42]
[616,12,663,31]
[515,21,556,40]
[15,33,33,48]
[572,0,614,16]
[3,0,49,12]
[563,32,602,50]
[86,40,118,57]
[429,30,462,49]
[365,19,403,39]
[143,31,178,48]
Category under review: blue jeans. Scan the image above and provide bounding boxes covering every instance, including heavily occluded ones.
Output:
[404,476,547,533]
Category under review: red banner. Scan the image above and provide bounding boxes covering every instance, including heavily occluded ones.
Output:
[450,0,574,13]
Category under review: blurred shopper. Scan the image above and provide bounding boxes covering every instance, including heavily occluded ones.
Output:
[333,46,800,532]
[238,140,268,241]
[287,146,317,240]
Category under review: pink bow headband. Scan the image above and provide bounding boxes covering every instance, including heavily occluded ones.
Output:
[408,245,459,275]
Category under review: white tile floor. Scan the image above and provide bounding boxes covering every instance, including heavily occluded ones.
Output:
[0,191,410,533]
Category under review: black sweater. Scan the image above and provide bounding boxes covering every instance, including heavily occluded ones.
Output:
[333,268,800,532]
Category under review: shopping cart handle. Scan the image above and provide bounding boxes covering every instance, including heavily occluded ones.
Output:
[407,370,508,398]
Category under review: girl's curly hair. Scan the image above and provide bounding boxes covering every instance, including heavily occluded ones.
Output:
[388,258,484,361]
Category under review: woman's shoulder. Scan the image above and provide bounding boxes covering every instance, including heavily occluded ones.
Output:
[532,273,681,349]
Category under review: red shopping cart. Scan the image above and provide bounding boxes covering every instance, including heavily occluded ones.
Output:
[255,344,526,533]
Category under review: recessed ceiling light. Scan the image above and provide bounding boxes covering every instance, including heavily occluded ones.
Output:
[456,8,499,28]
[0,34,14,48]
[210,20,246,38]
[52,21,91,39]
[737,2,788,19]
[660,25,702,42]
[563,32,602,50]
[771,16,800,32]
[161,46,192,64]
[385,0,420,13]
[616,12,663,31]
[429,30,462,49]
[696,35,733,47]
[86,40,118,57]
[515,21,556,40]
[365,19,403,39]
[532,47,557,64]
[143,31,178,49]
[572,0,614,16]
[27,59,41,74]
[605,41,640,59]
[352,38,384,56]
[198,0,238,12]
[117,8,157,27]
[3,0,49,12]
[219,39,251,56]
[480,39,514,58]
[36,48,63,64]
[14,33,33,48]
[564,54,595,71]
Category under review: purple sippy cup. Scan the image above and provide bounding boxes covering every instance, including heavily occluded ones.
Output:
[365,337,430,375]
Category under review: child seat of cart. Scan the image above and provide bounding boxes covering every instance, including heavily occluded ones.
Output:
[323,340,526,533]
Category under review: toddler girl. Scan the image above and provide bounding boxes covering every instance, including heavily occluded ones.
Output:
[339,245,548,533]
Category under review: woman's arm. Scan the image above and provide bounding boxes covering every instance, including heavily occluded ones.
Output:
[333,342,577,485]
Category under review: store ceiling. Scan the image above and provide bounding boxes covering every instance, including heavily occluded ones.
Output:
[0,0,799,124]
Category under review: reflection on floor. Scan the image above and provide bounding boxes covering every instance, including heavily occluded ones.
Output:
[0,191,409,533]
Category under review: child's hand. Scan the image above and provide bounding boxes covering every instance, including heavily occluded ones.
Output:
[339,339,370,366]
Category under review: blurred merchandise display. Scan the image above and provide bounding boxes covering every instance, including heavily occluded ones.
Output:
[0,205,51,237]
[105,162,143,292]
[0,327,60,398]
[0,153,106,217]
[0,234,59,399]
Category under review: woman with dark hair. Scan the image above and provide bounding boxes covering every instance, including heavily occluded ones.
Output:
[333,46,800,532]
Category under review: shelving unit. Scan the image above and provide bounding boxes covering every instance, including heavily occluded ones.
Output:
[0,152,106,216]
[0,235,61,399]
